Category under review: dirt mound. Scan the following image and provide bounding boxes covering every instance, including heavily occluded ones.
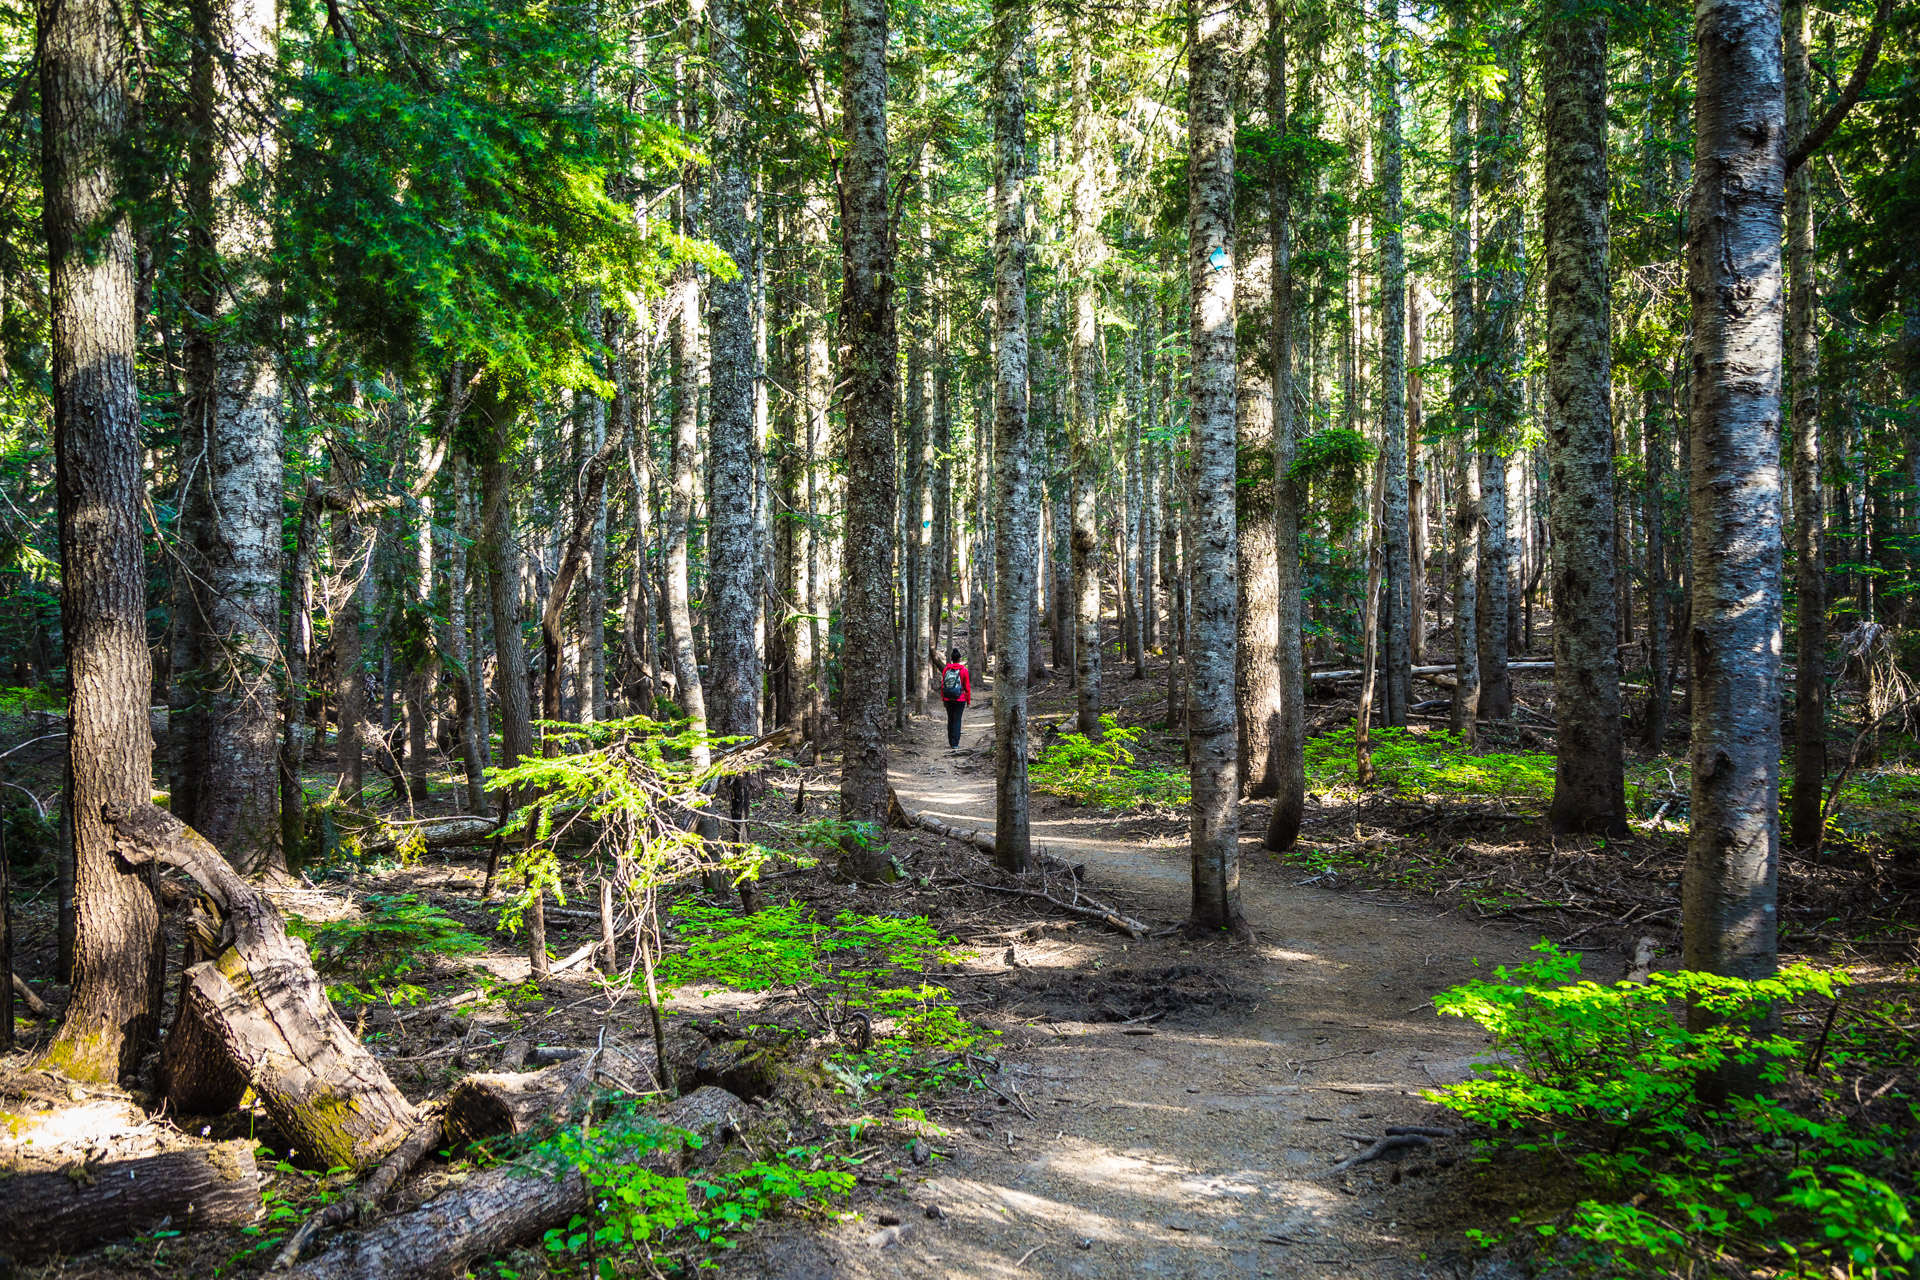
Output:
[1000,961,1248,1024]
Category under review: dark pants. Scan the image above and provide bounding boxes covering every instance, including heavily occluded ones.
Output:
[945,700,965,748]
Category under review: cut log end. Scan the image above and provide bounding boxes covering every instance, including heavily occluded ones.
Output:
[0,1139,261,1261]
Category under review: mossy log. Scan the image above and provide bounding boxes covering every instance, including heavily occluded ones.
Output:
[0,1138,260,1260]
[105,802,416,1171]
[286,1086,744,1280]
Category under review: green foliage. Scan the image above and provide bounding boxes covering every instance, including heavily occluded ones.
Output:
[288,894,485,1005]
[1307,726,1554,803]
[1292,427,1378,536]
[536,1117,852,1274]
[1032,714,1188,811]
[1432,944,1918,1276]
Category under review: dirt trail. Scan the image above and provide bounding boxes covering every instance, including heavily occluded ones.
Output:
[793,686,1597,1280]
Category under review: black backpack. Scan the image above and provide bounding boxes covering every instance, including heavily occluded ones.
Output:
[942,666,966,700]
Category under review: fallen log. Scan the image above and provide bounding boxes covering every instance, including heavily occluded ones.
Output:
[0,1138,261,1260]
[440,1056,598,1147]
[12,970,48,1016]
[962,880,1149,940]
[286,1086,744,1280]
[106,802,416,1170]
[272,1105,447,1271]
[351,815,502,857]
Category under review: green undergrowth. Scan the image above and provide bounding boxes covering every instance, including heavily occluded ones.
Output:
[1431,943,1918,1277]
[531,1116,853,1277]
[1031,713,1189,811]
[1307,726,1557,804]
[661,898,997,1101]
[288,893,487,1006]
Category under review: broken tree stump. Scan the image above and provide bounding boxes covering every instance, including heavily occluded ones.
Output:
[0,1138,261,1260]
[105,801,416,1170]
[286,1086,745,1280]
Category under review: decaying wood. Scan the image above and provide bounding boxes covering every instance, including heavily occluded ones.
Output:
[12,970,48,1016]
[962,879,1149,939]
[440,1056,598,1147]
[273,1105,447,1271]
[105,801,416,1170]
[348,815,502,856]
[286,1086,745,1280]
[0,1138,261,1260]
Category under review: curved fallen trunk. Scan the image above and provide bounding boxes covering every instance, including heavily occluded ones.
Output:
[0,1139,260,1260]
[106,802,416,1171]
[285,1086,744,1280]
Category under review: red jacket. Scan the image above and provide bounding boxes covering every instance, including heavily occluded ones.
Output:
[940,663,971,704]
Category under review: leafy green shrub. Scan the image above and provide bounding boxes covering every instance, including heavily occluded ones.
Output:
[536,1115,852,1274]
[1032,713,1188,810]
[1432,943,1918,1276]
[1307,726,1555,803]
[289,894,486,1005]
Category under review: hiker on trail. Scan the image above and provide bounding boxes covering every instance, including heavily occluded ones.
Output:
[939,647,972,749]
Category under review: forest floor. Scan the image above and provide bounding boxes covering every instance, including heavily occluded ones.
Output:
[762,677,1572,1280]
[2,636,1917,1279]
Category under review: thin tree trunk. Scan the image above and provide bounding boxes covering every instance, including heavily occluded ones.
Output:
[1267,16,1306,852]
[1785,0,1826,852]
[1184,0,1245,936]
[1684,0,1786,1089]
[1449,66,1481,743]
[1379,0,1411,729]
[479,406,535,903]
[450,453,487,813]
[1237,229,1281,799]
[1409,285,1428,666]
[1475,62,1519,723]
[837,0,898,847]
[1542,2,1628,836]
[991,0,1034,873]
[707,0,762,744]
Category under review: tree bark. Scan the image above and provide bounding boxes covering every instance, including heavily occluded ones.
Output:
[1448,66,1481,743]
[836,0,899,847]
[706,0,763,745]
[110,802,416,1168]
[1185,0,1245,936]
[1378,0,1411,730]
[992,0,1035,873]
[1541,3,1628,837]
[0,1140,260,1260]
[1237,232,1280,799]
[1069,20,1104,739]
[39,0,166,1082]
[1785,0,1826,852]
[1266,16,1306,852]
[480,403,536,898]
[285,1087,742,1280]
[1684,0,1786,1082]
[1474,62,1519,723]
[178,0,284,873]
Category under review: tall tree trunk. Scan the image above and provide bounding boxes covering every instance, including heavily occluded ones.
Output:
[479,407,535,893]
[1378,0,1411,729]
[837,0,898,844]
[666,273,710,764]
[707,0,762,744]
[180,0,284,871]
[991,0,1034,873]
[1069,20,1103,738]
[1237,230,1280,799]
[1785,0,1826,852]
[797,192,832,752]
[1542,2,1628,836]
[1409,284,1428,666]
[1684,0,1786,1086]
[40,0,165,1080]
[1185,0,1245,936]
[1448,67,1481,742]
[1475,64,1519,723]
[449,453,487,812]
[1267,15,1306,852]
